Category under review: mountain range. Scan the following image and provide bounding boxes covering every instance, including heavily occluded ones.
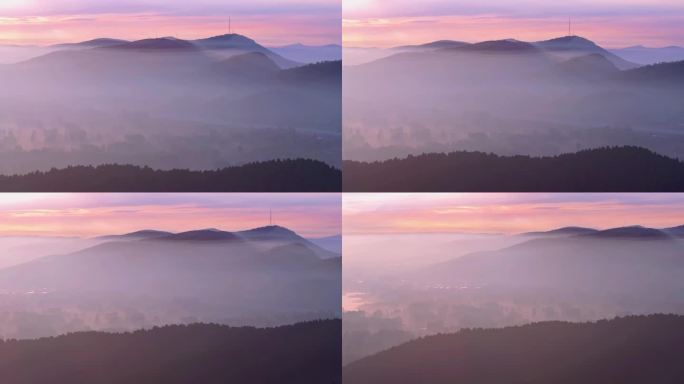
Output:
[269,43,342,64]
[609,45,684,65]
[343,221,684,364]
[343,315,684,384]
[0,33,342,179]
[423,223,684,297]
[344,35,684,170]
[0,225,341,339]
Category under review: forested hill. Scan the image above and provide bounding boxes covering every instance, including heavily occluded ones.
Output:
[343,146,684,192]
[0,320,341,384]
[343,315,684,384]
[0,159,341,192]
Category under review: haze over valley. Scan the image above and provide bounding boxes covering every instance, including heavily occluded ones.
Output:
[343,194,684,366]
[344,35,684,163]
[0,192,342,382]
[0,34,341,176]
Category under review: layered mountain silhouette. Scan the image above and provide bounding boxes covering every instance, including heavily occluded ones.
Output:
[343,146,684,192]
[345,34,684,178]
[534,35,638,69]
[609,45,684,65]
[0,33,341,188]
[96,230,174,241]
[0,160,341,192]
[51,38,130,49]
[620,60,684,86]
[422,223,684,297]
[0,320,341,384]
[343,315,684,384]
[269,43,342,64]
[0,225,341,339]
[193,33,299,68]
[520,226,598,237]
[393,40,471,52]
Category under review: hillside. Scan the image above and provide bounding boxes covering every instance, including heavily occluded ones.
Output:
[343,146,684,192]
[0,320,341,384]
[343,315,684,384]
[0,159,341,192]
[0,224,341,339]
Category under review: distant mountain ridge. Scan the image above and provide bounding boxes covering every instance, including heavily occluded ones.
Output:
[51,38,130,49]
[343,315,684,384]
[96,225,340,257]
[522,225,684,239]
[422,223,684,296]
[0,223,341,339]
[269,43,342,63]
[192,33,300,68]
[610,45,684,65]
[379,35,638,69]
[534,35,638,69]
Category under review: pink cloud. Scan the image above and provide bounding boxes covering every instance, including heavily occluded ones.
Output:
[344,194,684,234]
[0,1,340,45]
[0,193,341,238]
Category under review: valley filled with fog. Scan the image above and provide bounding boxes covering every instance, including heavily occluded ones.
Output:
[0,225,342,340]
[344,36,684,162]
[0,35,342,174]
[343,226,684,364]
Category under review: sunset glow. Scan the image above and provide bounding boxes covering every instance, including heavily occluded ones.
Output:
[343,0,684,48]
[0,193,341,238]
[344,194,684,234]
[0,0,341,45]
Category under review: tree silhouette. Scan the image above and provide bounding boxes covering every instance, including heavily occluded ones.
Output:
[344,146,684,192]
[344,315,684,384]
[0,320,341,384]
[0,159,341,192]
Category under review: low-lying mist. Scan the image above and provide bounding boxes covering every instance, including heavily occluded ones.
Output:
[344,37,684,162]
[0,36,342,174]
[343,226,684,364]
[0,226,342,340]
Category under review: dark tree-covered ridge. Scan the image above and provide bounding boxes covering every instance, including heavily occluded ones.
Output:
[343,315,684,384]
[0,159,341,192]
[0,320,341,384]
[343,146,684,192]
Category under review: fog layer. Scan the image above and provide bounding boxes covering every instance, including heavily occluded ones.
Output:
[343,226,684,363]
[0,35,342,174]
[0,226,341,340]
[344,37,684,161]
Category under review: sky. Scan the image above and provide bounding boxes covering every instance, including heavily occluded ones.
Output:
[344,193,684,235]
[0,0,340,46]
[344,0,684,48]
[0,193,341,238]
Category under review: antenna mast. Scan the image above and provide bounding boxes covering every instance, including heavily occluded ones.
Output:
[229,17,232,34]
[269,208,273,226]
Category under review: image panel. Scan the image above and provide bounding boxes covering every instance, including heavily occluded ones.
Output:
[0,1,341,192]
[0,193,341,383]
[343,193,684,383]
[343,0,684,191]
